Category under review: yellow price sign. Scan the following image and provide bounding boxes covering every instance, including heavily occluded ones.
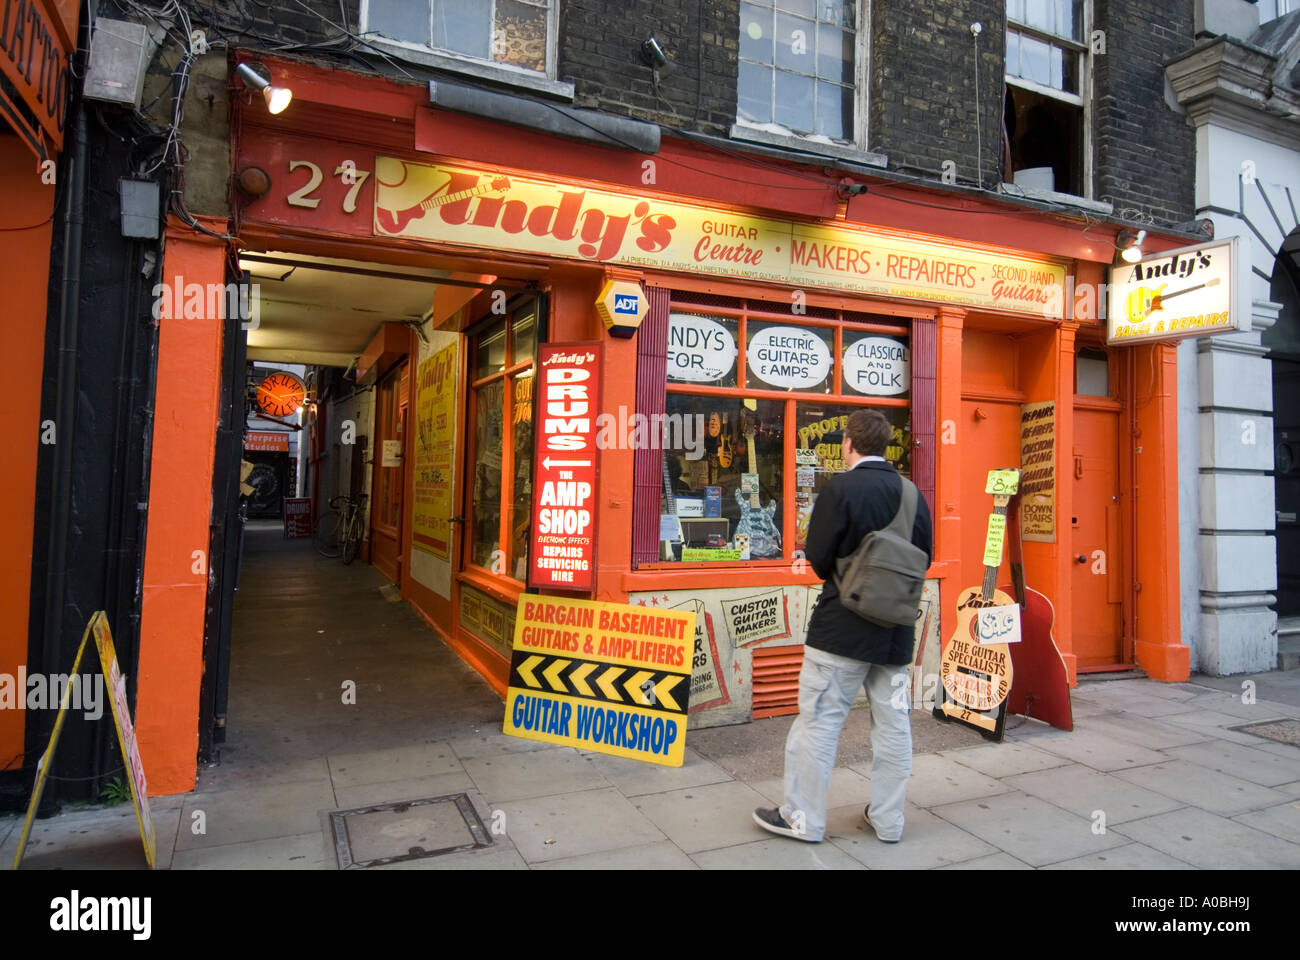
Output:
[983,513,1007,568]
[985,469,1020,496]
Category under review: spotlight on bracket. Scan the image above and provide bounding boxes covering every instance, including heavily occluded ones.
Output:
[1115,227,1147,264]
[236,62,292,115]
[640,35,674,72]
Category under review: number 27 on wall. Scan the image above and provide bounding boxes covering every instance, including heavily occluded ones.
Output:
[286,160,371,213]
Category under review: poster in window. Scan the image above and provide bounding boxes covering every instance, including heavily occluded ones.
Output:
[413,343,458,559]
[1019,401,1055,543]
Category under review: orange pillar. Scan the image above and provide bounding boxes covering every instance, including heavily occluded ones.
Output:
[0,143,55,773]
[136,215,229,795]
[1133,342,1187,680]
[935,307,965,632]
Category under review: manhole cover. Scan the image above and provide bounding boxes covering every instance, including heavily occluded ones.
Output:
[1233,719,1300,747]
[330,794,492,868]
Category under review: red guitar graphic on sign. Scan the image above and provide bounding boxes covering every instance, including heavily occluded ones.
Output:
[376,175,511,234]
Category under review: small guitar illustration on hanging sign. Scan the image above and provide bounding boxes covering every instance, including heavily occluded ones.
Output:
[377,176,512,234]
[1125,277,1221,323]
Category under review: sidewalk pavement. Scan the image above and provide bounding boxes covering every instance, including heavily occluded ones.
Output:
[4,675,1300,870]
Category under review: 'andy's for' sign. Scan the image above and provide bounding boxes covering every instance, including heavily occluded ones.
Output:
[529,343,602,590]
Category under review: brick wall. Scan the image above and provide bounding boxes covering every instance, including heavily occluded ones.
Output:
[869,0,1007,189]
[1092,0,1196,223]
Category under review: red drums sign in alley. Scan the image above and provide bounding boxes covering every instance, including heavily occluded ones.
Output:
[530,343,602,591]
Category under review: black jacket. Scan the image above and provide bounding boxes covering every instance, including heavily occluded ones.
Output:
[804,459,933,665]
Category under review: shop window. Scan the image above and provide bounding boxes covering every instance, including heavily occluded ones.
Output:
[364,0,556,78]
[657,293,911,564]
[1004,0,1088,198]
[467,300,539,580]
[1075,347,1109,397]
[737,0,861,146]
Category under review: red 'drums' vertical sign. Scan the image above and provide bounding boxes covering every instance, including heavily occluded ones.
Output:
[530,342,602,591]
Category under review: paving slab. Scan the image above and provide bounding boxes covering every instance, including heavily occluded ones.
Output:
[174,778,337,851]
[1274,781,1300,799]
[852,753,1010,808]
[171,832,330,870]
[585,746,733,798]
[462,748,611,804]
[1023,728,1168,772]
[534,841,700,870]
[942,741,1071,779]
[197,756,333,794]
[1040,841,1196,869]
[1233,801,1300,844]
[1113,806,1300,869]
[827,803,996,869]
[1005,764,1184,824]
[1078,679,1204,702]
[1159,709,1295,746]
[5,804,182,870]
[1162,740,1300,787]
[332,771,479,810]
[326,742,463,788]
[937,852,1033,869]
[1070,712,1216,750]
[1111,760,1290,817]
[367,842,530,870]
[501,787,666,863]
[749,767,870,810]
[692,836,867,870]
[930,791,1127,866]
[631,780,772,853]
[1249,741,1300,761]
[447,732,566,761]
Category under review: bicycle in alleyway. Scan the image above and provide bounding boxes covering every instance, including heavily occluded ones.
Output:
[315,493,368,564]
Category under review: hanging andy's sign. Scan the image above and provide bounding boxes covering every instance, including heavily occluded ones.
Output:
[530,343,602,590]
[372,157,1068,316]
[1107,237,1243,344]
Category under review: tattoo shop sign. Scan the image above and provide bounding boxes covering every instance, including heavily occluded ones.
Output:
[504,596,694,766]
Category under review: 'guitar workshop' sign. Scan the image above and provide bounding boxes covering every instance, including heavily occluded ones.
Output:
[1107,237,1243,345]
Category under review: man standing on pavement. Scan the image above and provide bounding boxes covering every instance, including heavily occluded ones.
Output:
[752,409,932,843]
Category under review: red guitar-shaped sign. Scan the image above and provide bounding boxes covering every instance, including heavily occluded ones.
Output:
[376,175,511,234]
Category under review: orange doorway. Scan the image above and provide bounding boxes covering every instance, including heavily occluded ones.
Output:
[371,360,409,584]
[1071,402,1126,668]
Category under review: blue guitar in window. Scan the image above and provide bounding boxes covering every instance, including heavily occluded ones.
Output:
[735,419,781,559]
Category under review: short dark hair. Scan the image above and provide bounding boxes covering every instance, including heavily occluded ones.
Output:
[844,409,892,458]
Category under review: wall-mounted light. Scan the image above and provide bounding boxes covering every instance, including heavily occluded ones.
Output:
[640,36,669,69]
[1115,228,1147,263]
[236,62,292,115]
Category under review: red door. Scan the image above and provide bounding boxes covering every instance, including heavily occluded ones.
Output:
[370,361,408,584]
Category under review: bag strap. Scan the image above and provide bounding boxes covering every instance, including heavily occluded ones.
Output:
[885,478,918,539]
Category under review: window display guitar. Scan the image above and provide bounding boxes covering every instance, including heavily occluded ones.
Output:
[735,422,780,559]
[376,176,511,234]
[933,470,1016,742]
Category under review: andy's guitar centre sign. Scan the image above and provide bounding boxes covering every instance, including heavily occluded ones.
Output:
[530,343,602,591]
[1107,237,1244,345]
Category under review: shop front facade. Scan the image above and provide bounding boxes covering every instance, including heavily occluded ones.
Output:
[124,50,1193,791]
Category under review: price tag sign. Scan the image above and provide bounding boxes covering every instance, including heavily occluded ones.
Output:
[983,513,1007,568]
[985,469,1020,495]
[975,604,1022,645]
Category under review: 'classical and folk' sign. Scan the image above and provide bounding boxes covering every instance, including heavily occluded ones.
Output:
[843,335,910,396]
[530,343,602,590]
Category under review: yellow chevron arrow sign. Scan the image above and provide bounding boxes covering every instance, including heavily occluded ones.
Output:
[569,661,598,697]
[623,670,655,705]
[517,654,545,689]
[542,658,571,693]
[654,674,684,712]
[596,666,625,702]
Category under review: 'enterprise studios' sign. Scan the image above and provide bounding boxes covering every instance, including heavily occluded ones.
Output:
[1106,237,1244,345]
[374,157,1068,316]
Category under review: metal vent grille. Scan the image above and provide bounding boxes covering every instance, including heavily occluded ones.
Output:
[752,644,804,718]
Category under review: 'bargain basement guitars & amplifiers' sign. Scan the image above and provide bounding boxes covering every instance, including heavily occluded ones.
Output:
[529,343,602,590]
[504,596,695,766]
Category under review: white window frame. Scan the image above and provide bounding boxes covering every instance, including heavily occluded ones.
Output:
[731,0,884,165]
[360,0,572,99]
[1004,0,1094,201]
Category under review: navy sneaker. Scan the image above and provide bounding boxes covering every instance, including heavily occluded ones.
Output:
[752,807,819,842]
[863,807,901,843]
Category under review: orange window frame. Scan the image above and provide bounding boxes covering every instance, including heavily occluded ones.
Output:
[644,290,913,570]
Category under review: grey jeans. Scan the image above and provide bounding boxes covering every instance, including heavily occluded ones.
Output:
[779,644,913,842]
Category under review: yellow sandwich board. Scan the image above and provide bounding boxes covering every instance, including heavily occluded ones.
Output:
[12,611,156,869]
[504,596,695,766]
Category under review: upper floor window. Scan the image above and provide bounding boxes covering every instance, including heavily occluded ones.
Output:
[737,0,859,145]
[1004,0,1089,197]
[364,0,556,78]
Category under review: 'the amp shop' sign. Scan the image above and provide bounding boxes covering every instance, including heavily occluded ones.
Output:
[530,343,602,591]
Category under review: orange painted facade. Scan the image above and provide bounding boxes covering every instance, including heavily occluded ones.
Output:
[127,55,1189,793]
[0,140,56,776]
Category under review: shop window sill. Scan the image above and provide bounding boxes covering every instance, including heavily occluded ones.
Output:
[362,36,575,101]
[457,567,525,606]
[997,181,1113,216]
[729,123,888,169]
